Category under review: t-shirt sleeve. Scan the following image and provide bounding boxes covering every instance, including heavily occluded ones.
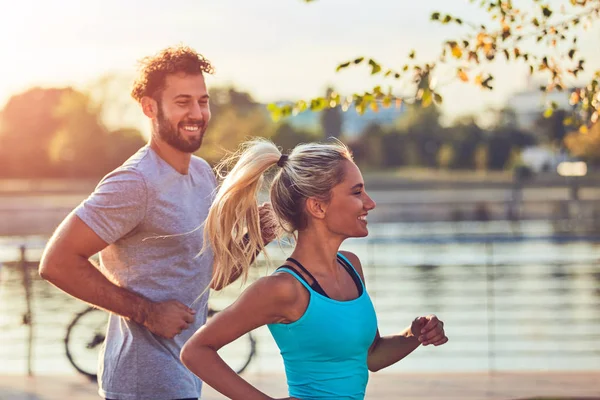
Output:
[74,168,147,244]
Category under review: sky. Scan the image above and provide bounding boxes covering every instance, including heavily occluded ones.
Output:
[1,0,599,131]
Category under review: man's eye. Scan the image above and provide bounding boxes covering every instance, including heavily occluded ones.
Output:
[177,102,188,106]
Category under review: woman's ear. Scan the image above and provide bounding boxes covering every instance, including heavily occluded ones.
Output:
[305,197,328,220]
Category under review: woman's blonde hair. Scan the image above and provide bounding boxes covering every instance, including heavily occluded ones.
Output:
[204,137,353,290]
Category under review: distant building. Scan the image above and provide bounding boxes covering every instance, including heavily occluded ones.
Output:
[521,146,570,173]
[506,83,575,132]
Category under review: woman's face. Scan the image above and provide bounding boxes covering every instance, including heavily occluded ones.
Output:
[322,160,376,239]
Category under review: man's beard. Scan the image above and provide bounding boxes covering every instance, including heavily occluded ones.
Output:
[156,105,206,153]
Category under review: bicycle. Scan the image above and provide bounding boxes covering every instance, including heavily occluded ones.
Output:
[64,305,257,381]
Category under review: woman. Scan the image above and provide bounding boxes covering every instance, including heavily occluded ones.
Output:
[181,138,448,400]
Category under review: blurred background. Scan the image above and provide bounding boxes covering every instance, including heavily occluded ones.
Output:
[1,0,599,392]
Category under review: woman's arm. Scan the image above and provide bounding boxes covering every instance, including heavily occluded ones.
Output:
[181,274,299,400]
[339,251,448,372]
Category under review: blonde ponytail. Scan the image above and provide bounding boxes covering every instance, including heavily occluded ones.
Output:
[203,138,281,290]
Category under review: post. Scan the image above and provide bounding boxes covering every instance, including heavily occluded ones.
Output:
[20,245,34,376]
[485,240,495,374]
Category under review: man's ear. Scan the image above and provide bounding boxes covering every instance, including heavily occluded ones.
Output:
[140,96,158,119]
[305,197,328,220]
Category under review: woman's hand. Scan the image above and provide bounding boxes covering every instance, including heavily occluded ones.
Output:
[411,314,448,346]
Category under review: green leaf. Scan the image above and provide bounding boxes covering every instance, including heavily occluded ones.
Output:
[442,14,452,23]
[295,100,308,113]
[541,6,552,17]
[368,59,382,75]
[354,57,365,64]
[433,93,443,104]
[355,101,367,115]
[369,101,379,113]
[543,108,553,118]
[382,96,392,108]
[268,106,282,122]
[421,89,433,107]
[568,49,576,59]
[336,62,350,72]
[281,105,293,117]
[431,12,441,20]
[310,97,327,112]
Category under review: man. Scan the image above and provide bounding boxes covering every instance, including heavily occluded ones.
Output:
[40,45,270,400]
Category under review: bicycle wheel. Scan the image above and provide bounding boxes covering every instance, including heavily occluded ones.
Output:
[207,307,257,374]
[64,307,107,381]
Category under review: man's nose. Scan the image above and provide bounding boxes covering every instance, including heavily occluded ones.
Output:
[188,102,204,120]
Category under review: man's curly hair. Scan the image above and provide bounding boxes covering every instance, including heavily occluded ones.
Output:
[131,45,215,103]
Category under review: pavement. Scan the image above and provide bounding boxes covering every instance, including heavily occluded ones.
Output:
[0,372,599,400]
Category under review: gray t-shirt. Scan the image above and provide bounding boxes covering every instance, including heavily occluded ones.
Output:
[75,145,216,400]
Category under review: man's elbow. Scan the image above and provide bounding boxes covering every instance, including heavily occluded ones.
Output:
[39,248,63,282]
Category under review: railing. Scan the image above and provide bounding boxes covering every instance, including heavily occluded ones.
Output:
[1,223,599,376]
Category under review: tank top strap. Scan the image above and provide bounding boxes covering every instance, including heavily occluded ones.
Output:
[336,252,365,290]
[275,266,314,292]
[286,257,329,297]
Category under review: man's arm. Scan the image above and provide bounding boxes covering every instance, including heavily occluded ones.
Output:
[40,213,147,321]
[39,214,196,339]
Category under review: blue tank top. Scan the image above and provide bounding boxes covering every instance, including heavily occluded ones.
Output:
[267,253,378,400]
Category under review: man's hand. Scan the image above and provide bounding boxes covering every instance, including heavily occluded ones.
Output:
[410,314,448,346]
[258,202,279,245]
[142,300,196,339]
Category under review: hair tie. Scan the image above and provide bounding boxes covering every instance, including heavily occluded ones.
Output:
[277,154,288,168]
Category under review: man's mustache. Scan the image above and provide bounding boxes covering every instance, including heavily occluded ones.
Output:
[178,120,205,128]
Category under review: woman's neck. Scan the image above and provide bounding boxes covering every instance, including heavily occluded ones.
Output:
[291,228,345,275]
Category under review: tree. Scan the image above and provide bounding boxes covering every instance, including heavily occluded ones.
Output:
[271,122,319,153]
[564,122,600,164]
[535,108,569,147]
[487,116,537,170]
[393,105,445,168]
[348,123,385,169]
[443,118,486,169]
[274,0,600,136]
[197,87,276,165]
[0,87,75,177]
[0,86,146,178]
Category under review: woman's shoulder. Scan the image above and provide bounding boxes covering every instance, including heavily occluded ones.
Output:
[250,270,303,305]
